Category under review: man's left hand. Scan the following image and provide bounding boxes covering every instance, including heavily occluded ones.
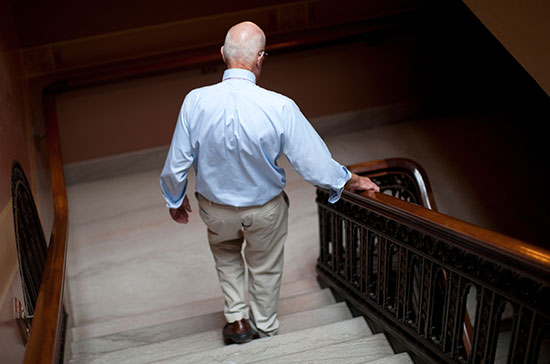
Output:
[169,195,192,224]
[345,173,380,193]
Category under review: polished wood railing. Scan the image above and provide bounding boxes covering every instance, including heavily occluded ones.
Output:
[347,158,437,211]
[23,89,69,364]
[316,164,550,363]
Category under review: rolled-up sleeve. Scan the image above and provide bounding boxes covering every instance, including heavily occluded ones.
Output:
[282,101,351,203]
[160,104,194,208]
[327,167,351,203]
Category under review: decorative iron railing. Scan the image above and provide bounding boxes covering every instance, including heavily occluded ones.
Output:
[316,161,550,364]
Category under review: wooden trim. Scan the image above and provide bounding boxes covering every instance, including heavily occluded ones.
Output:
[23,91,68,364]
[44,10,425,92]
[19,0,429,79]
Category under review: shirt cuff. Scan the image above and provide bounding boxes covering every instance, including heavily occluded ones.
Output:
[161,180,187,209]
[328,167,352,204]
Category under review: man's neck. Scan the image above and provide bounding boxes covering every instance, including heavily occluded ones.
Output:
[227,62,260,81]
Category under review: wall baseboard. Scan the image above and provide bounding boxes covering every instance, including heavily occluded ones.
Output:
[311,99,433,137]
[64,146,169,185]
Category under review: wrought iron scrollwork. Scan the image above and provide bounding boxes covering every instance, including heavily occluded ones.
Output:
[11,163,48,318]
[370,174,420,205]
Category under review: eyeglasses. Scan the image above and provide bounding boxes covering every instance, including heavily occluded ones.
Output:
[259,50,269,59]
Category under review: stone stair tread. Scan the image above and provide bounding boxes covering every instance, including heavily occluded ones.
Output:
[71,293,341,358]
[277,301,352,335]
[359,353,414,364]
[71,277,322,341]
[149,317,372,364]
[245,333,396,364]
[70,301,355,364]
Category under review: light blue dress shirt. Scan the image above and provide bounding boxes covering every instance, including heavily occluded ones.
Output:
[160,68,351,208]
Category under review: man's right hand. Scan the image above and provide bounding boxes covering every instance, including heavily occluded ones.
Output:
[345,173,380,193]
[169,195,192,224]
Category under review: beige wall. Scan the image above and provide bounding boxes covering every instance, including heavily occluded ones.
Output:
[462,0,550,96]
[56,31,439,163]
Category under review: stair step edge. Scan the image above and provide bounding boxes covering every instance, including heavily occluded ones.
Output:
[148,317,371,364]
[71,299,349,360]
[361,352,414,364]
[245,333,395,364]
[71,279,327,341]
[70,317,370,364]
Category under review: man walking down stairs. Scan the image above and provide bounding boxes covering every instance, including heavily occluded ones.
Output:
[159,20,379,345]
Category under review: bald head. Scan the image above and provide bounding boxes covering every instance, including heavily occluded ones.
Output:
[222,22,266,76]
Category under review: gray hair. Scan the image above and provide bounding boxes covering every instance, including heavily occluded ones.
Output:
[223,22,265,66]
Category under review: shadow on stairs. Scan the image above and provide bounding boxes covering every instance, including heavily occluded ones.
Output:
[67,278,412,364]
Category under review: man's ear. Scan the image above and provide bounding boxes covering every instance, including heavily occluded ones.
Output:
[220,46,226,64]
[256,53,263,69]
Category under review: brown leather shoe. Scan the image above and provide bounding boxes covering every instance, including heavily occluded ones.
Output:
[223,318,253,345]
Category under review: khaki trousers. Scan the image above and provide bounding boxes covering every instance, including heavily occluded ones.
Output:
[196,192,289,334]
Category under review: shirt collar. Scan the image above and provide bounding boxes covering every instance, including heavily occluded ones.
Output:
[222,68,256,84]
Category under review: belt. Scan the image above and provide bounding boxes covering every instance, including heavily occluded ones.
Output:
[195,192,283,210]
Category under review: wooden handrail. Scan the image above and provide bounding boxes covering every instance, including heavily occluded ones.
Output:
[23,90,69,364]
[348,158,437,211]
[355,190,550,276]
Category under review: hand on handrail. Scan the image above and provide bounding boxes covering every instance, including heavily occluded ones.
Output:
[169,196,193,224]
[345,173,380,193]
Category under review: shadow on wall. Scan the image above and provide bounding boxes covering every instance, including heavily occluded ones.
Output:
[418,1,550,246]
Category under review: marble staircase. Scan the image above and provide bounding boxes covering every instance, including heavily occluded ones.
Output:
[67,279,413,364]
[64,161,414,364]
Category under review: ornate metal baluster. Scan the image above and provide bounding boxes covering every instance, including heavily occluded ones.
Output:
[406,254,421,330]
[345,218,352,283]
[472,288,496,363]
[385,243,399,315]
[510,307,534,364]
[331,212,338,274]
[447,273,462,358]
[379,236,388,308]
[419,258,433,338]
[368,231,378,302]
[360,227,367,294]
[429,267,448,349]
[318,206,326,265]
[396,245,408,320]
[351,224,360,289]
